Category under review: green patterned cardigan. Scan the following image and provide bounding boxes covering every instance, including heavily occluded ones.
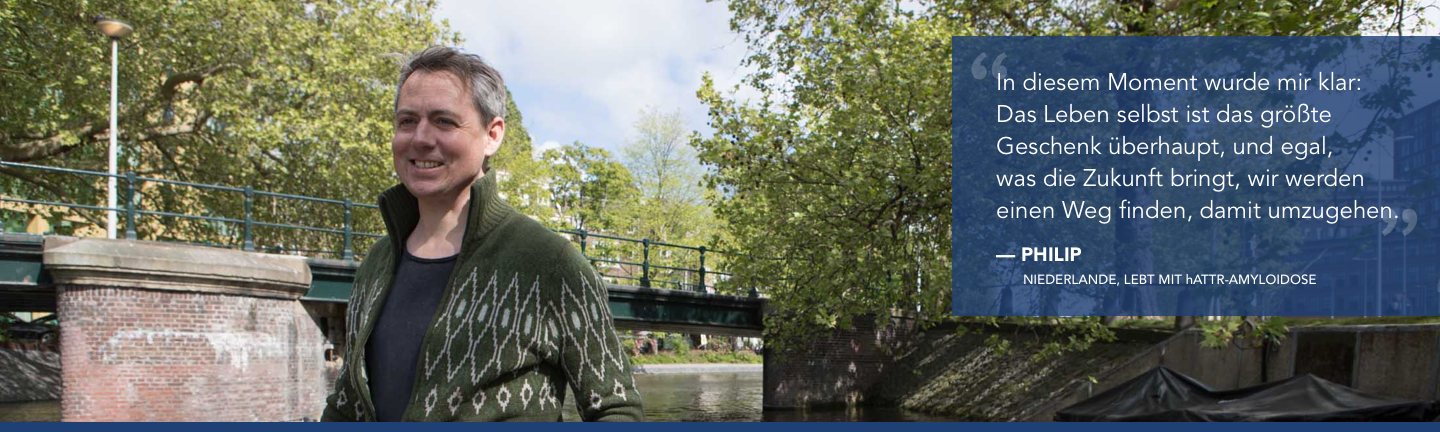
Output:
[321,173,644,421]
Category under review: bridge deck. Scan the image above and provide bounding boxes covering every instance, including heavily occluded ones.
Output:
[0,235,764,336]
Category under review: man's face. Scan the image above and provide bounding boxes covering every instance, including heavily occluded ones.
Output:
[392,70,503,201]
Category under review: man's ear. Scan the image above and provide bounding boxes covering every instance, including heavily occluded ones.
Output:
[483,116,505,158]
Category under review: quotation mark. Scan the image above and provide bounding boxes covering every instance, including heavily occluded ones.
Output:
[1381,208,1418,236]
[971,52,1008,80]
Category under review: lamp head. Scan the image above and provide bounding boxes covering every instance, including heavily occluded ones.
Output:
[93,15,133,39]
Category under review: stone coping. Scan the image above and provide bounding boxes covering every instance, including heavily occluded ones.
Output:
[631,363,762,374]
[1287,323,1440,332]
[42,237,310,300]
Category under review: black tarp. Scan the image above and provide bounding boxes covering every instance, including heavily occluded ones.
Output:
[1056,366,1440,421]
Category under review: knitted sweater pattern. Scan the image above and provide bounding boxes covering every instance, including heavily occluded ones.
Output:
[321,173,643,421]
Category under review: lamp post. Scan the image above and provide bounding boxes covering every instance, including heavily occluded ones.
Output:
[1394,135,1415,315]
[1355,254,1375,317]
[94,15,132,239]
[1377,181,1383,316]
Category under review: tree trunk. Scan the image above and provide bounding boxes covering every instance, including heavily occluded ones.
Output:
[1174,315,1196,330]
[1106,39,1161,318]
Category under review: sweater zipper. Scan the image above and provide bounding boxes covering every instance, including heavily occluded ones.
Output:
[399,244,476,420]
[355,250,400,421]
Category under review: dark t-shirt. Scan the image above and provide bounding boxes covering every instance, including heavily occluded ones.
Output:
[365,249,457,422]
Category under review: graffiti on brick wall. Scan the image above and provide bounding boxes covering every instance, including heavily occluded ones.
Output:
[96,330,288,371]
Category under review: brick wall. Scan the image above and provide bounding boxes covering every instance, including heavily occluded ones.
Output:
[58,285,333,421]
[762,314,916,409]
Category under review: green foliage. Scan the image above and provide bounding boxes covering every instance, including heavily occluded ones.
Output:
[543,142,639,232]
[0,1,579,261]
[696,1,958,348]
[1199,317,1289,349]
[983,334,1012,357]
[615,107,727,291]
[0,313,13,343]
[1253,318,1289,348]
[948,316,1117,361]
[696,0,1425,350]
[490,93,556,226]
[1199,319,1242,349]
[0,0,456,255]
[663,333,692,356]
[1109,318,1176,329]
[624,107,704,214]
[535,114,727,291]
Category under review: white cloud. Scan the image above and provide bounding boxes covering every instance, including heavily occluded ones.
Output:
[442,2,1440,158]
[533,140,562,158]
[435,1,754,155]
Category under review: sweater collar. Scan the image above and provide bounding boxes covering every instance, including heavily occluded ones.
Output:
[376,172,510,258]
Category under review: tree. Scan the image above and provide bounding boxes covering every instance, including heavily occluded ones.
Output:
[693,0,1427,347]
[541,142,647,285]
[694,0,956,347]
[618,107,724,290]
[543,142,639,232]
[622,107,709,239]
[489,92,556,227]
[0,0,456,255]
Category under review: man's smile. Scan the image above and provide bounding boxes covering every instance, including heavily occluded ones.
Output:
[412,159,444,169]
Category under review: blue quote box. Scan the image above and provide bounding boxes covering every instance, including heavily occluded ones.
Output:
[952,37,1440,317]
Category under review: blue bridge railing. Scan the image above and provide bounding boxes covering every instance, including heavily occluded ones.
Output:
[0,161,730,292]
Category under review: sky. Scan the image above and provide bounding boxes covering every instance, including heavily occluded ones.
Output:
[434,1,753,158]
[432,1,1440,162]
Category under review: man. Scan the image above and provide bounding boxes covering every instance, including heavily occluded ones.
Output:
[321,46,644,422]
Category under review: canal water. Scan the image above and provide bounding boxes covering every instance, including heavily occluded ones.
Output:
[562,372,957,422]
[1,372,957,421]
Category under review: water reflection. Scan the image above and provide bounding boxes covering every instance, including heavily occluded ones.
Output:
[562,372,956,422]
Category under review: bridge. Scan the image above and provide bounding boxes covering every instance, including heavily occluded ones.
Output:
[0,161,884,420]
[0,233,764,337]
[0,160,764,336]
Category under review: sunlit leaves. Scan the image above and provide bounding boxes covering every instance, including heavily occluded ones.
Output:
[1,0,457,254]
[695,0,1421,349]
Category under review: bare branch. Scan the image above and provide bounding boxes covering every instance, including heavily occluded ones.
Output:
[157,64,240,103]
[0,124,98,163]
[129,120,202,142]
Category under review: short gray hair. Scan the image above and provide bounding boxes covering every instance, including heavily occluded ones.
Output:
[394,46,506,125]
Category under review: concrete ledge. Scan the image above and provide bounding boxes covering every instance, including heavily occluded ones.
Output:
[1293,323,1440,333]
[631,363,762,374]
[42,237,310,300]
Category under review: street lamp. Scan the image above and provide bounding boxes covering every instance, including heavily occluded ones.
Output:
[1376,181,1383,317]
[1394,135,1415,315]
[93,15,132,239]
[1355,253,1376,317]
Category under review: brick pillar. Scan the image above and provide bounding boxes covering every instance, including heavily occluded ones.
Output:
[762,314,916,409]
[45,237,324,421]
